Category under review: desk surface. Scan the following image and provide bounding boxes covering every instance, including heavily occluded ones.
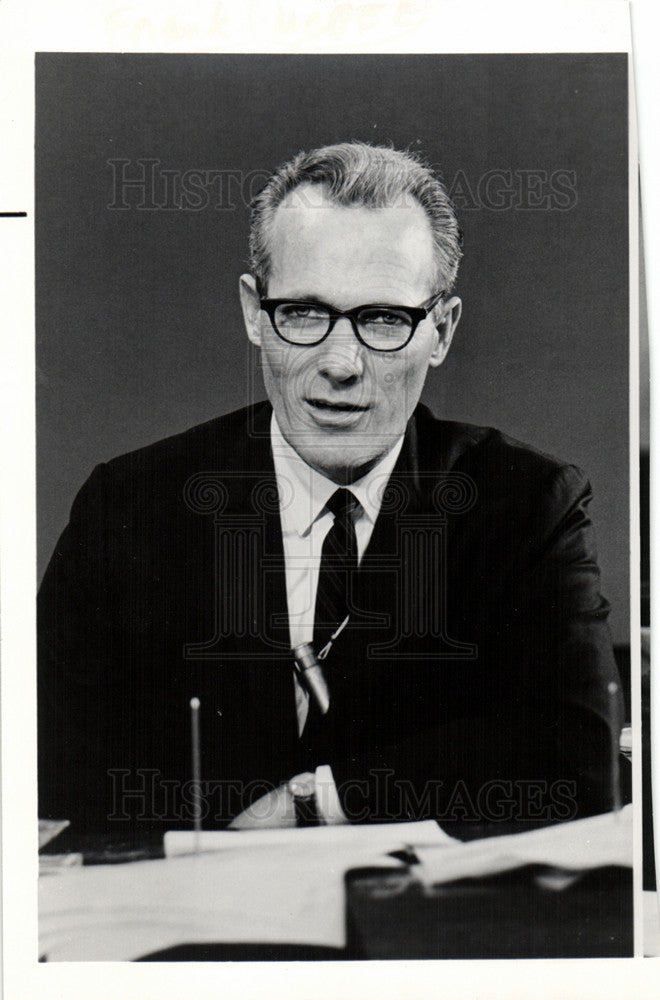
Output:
[39,810,634,962]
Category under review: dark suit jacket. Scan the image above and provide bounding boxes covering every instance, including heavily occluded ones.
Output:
[38,401,623,839]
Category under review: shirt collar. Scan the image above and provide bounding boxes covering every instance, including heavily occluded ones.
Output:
[270,413,405,538]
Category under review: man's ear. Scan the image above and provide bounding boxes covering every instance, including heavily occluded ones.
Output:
[428,296,461,368]
[239,273,262,347]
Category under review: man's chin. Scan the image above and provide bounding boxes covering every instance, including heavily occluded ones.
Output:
[291,436,392,485]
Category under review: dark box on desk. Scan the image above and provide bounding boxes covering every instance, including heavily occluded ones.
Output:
[345,864,633,959]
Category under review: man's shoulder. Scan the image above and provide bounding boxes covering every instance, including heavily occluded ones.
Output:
[415,406,587,497]
[100,401,272,480]
[68,403,273,522]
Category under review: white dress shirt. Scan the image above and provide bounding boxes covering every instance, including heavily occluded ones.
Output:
[270,414,404,823]
[270,412,405,732]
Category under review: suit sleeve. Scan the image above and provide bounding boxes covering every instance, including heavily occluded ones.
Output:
[329,465,624,825]
[38,463,122,830]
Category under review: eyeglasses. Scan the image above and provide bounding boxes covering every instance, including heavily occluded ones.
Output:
[259,290,446,352]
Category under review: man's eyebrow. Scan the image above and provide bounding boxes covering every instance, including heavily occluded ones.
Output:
[271,294,411,309]
[267,293,342,310]
[281,293,328,304]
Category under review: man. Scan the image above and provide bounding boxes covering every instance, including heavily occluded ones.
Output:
[38,142,623,840]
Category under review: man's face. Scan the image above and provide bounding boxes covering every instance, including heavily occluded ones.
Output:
[240,184,461,483]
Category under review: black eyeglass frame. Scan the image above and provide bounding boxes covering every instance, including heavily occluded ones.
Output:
[259,290,446,353]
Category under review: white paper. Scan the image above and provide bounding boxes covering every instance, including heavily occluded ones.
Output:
[164,819,452,857]
[40,821,450,960]
[414,806,633,888]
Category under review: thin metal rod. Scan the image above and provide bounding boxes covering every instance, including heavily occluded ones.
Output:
[190,697,202,852]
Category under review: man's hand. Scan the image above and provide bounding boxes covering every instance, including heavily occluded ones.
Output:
[228,783,297,830]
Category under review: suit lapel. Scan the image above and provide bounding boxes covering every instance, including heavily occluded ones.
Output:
[229,405,299,756]
[337,409,474,668]
[351,414,428,645]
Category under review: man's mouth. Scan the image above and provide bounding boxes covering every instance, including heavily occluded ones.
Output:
[306,398,370,413]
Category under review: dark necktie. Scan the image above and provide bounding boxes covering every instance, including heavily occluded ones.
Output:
[299,489,358,767]
[313,488,359,654]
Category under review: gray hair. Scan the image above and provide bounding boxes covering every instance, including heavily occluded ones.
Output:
[248,141,463,296]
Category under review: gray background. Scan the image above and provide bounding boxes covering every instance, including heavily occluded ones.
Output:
[36,53,629,642]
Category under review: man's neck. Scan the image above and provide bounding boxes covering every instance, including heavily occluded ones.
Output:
[270,419,405,487]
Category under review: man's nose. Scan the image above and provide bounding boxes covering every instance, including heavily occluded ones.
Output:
[316,317,365,382]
